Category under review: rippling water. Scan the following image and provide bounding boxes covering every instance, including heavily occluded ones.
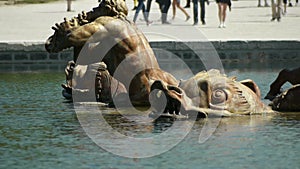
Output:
[0,68,299,169]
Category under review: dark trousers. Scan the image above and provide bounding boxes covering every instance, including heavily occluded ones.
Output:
[133,0,149,22]
[193,0,205,24]
[146,0,153,13]
[146,0,153,19]
[157,0,171,23]
[185,0,191,6]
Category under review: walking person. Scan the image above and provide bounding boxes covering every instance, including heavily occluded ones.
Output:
[67,0,72,11]
[132,0,138,10]
[133,0,153,25]
[146,0,153,20]
[270,0,282,21]
[258,0,270,7]
[283,0,287,14]
[184,0,191,8]
[216,0,231,28]
[193,0,209,25]
[156,0,172,24]
[172,0,191,21]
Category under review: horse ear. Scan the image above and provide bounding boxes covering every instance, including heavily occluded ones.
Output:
[82,11,87,18]
[78,12,89,24]
[51,26,58,31]
[150,80,166,91]
[55,23,63,31]
[72,18,79,27]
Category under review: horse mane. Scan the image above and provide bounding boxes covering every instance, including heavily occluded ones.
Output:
[51,0,128,32]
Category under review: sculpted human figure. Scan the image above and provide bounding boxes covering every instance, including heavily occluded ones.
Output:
[45,0,178,106]
[45,0,275,116]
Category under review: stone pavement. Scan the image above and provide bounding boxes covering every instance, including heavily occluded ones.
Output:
[0,0,299,43]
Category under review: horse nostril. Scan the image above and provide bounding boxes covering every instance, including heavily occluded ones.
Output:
[45,36,53,52]
[45,43,51,52]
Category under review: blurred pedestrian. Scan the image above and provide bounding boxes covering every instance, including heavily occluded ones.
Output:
[271,0,282,21]
[184,0,191,8]
[67,0,72,12]
[133,0,153,25]
[193,0,209,25]
[216,0,231,28]
[172,0,191,20]
[133,0,138,10]
[146,0,153,19]
[287,0,299,6]
[156,0,172,24]
[283,0,287,14]
[258,0,270,7]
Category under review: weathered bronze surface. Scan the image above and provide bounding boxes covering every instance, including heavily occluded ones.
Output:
[265,67,300,111]
[45,0,278,117]
[150,69,272,117]
[46,0,177,106]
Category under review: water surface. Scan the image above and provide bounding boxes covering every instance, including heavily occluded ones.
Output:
[0,68,299,169]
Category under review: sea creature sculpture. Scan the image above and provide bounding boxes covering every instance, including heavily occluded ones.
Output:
[150,69,272,117]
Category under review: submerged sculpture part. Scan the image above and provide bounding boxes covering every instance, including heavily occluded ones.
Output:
[265,67,300,101]
[270,84,300,111]
[150,69,273,117]
[265,67,300,111]
[46,0,178,106]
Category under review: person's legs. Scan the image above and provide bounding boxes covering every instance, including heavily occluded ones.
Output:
[264,0,270,6]
[277,0,282,20]
[178,6,190,20]
[258,0,262,6]
[185,0,191,8]
[283,0,287,13]
[193,0,199,25]
[141,1,151,23]
[222,3,227,27]
[133,0,144,23]
[165,0,172,15]
[271,0,277,20]
[161,0,171,23]
[172,0,177,19]
[133,0,138,10]
[218,3,222,26]
[200,0,205,24]
[146,0,153,19]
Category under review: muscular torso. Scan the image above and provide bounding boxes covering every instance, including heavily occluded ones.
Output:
[68,16,177,103]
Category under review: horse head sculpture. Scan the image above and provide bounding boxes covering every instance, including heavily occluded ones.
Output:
[265,67,300,101]
[45,0,128,59]
[45,17,84,53]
